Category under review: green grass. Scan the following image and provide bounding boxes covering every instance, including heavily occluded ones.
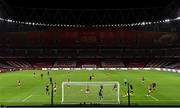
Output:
[0,70,180,106]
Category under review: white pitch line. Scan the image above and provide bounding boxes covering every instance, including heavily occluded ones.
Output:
[149,95,159,101]
[64,100,118,102]
[22,95,32,102]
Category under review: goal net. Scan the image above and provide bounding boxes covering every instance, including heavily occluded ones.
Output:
[61,82,120,104]
[82,65,96,69]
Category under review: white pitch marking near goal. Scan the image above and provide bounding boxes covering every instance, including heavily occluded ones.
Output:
[61,81,120,104]
[22,95,32,102]
[149,95,159,101]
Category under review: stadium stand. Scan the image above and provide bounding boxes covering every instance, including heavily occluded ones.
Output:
[53,60,76,68]
[0,63,13,69]
[146,60,171,68]
[6,61,32,68]
[0,30,179,71]
[165,62,180,69]
[101,60,125,68]
[33,62,53,69]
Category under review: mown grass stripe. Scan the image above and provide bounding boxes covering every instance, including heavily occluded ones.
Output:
[22,95,32,102]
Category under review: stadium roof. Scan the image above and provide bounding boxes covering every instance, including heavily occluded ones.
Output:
[3,0,172,9]
[0,0,179,25]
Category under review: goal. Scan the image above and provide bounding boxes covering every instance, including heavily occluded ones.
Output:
[61,82,120,104]
[82,65,96,69]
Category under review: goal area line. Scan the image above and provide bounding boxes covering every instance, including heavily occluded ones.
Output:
[61,100,120,104]
[62,100,119,102]
[62,81,120,84]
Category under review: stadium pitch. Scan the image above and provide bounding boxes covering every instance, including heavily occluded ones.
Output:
[0,70,180,106]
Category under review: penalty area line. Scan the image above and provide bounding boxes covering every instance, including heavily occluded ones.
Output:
[22,95,32,102]
[149,95,159,101]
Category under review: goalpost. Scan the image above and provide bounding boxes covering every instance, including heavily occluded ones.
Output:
[61,81,120,104]
[82,65,96,69]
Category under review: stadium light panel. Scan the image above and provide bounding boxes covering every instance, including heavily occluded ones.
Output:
[142,22,145,25]
[7,19,12,22]
[0,15,178,27]
[175,17,180,20]
[165,19,170,22]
